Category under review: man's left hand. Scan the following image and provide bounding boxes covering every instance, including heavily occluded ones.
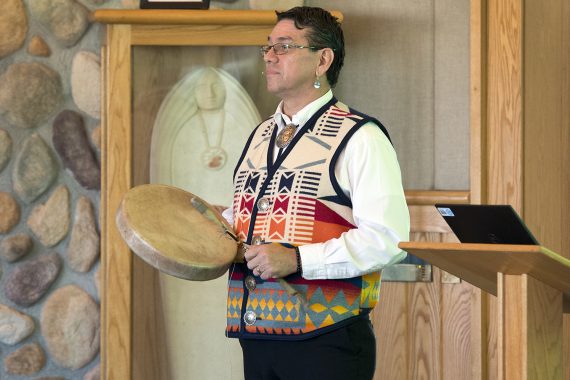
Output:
[243,243,297,280]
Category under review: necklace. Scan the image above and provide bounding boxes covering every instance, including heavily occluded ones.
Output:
[198,110,227,170]
[276,123,297,149]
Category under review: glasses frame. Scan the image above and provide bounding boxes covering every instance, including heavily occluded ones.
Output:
[259,43,321,57]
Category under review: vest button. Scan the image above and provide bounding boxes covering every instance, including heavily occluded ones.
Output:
[256,197,270,212]
[251,235,265,245]
[244,310,257,326]
[245,275,256,291]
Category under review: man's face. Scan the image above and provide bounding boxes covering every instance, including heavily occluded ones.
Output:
[263,20,321,99]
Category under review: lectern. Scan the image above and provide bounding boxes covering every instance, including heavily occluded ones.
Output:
[399,242,570,380]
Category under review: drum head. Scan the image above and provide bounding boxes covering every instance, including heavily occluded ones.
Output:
[116,184,237,281]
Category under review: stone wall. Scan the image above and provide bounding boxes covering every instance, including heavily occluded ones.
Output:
[0,0,134,378]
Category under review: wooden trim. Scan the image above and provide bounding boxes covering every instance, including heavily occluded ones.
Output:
[562,0,570,262]
[101,24,133,380]
[562,3,570,379]
[485,1,526,378]
[92,9,344,25]
[99,43,108,380]
[486,0,523,210]
[469,1,488,378]
[404,190,470,206]
[470,0,487,206]
[130,24,273,46]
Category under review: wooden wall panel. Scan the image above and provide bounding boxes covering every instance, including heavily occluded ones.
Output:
[409,232,441,380]
[441,232,475,380]
[441,279,475,379]
[373,281,409,379]
[486,293,498,380]
[523,0,564,255]
[522,1,570,379]
[526,277,563,379]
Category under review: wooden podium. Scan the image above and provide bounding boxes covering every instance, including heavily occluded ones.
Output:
[399,242,570,380]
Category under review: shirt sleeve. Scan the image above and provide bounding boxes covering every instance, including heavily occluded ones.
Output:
[221,207,234,226]
[299,122,410,279]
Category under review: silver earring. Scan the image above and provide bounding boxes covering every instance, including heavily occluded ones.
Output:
[313,76,321,89]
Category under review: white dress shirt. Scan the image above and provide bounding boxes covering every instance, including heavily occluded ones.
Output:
[224,90,410,280]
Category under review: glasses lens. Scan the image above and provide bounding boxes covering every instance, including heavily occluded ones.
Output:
[259,43,291,56]
[273,43,287,55]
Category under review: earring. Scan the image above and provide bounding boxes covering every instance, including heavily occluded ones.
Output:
[313,75,321,89]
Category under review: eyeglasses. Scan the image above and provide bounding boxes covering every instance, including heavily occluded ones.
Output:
[259,43,320,57]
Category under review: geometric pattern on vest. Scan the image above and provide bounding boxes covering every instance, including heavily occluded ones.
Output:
[227,100,386,339]
[252,170,321,244]
[226,270,381,336]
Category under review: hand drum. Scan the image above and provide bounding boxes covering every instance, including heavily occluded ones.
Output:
[115,184,237,281]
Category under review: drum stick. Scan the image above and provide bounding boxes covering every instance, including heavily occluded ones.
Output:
[277,279,309,312]
[191,197,238,242]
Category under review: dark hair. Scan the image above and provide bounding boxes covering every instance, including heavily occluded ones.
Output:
[276,7,345,88]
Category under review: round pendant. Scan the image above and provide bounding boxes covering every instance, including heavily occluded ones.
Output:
[276,124,297,149]
[201,147,227,170]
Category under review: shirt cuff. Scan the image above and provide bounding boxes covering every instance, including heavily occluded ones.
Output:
[297,244,326,279]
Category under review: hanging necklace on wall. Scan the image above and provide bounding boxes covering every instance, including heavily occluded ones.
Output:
[198,110,227,170]
[276,123,298,149]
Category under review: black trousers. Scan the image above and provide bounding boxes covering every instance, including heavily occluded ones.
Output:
[239,317,376,380]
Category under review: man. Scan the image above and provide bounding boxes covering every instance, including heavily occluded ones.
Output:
[224,6,409,380]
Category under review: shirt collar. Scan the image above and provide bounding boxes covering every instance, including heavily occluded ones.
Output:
[273,90,334,130]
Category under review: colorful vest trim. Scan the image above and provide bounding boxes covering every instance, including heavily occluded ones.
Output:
[226,98,390,340]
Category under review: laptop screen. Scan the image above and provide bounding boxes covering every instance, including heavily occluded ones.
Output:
[435,204,538,245]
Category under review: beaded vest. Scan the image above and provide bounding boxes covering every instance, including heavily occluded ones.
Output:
[226,98,390,340]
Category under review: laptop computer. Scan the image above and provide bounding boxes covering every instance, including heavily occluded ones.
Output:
[435,204,539,245]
